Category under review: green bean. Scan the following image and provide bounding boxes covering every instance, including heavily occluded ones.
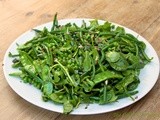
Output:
[51,13,58,31]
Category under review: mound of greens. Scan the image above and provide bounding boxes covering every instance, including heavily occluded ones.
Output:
[9,14,152,114]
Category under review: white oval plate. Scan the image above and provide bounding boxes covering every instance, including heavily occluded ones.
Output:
[3,19,160,115]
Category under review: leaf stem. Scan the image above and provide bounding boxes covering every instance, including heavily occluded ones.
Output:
[54,59,76,87]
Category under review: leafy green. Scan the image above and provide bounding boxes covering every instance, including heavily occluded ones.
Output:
[9,14,152,114]
[43,82,53,95]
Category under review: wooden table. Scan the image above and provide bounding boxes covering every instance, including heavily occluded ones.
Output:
[0,0,160,120]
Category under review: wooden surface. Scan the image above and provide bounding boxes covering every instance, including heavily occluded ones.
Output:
[0,0,160,120]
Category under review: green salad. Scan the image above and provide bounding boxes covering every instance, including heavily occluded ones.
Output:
[9,14,152,114]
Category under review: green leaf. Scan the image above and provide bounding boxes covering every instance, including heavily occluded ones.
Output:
[115,26,125,34]
[117,91,138,99]
[49,93,67,104]
[54,72,60,83]
[92,47,99,63]
[43,82,53,95]
[90,20,99,27]
[41,65,52,81]
[106,51,120,63]
[98,21,112,32]
[63,101,74,114]
[83,51,92,72]
[93,70,123,85]
[106,52,129,71]
[99,88,118,104]
[82,79,95,92]
[115,75,135,92]
[127,53,144,69]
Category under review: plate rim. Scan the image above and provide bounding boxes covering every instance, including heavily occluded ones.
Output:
[3,18,160,115]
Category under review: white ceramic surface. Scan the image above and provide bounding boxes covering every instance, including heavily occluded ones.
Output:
[3,19,160,115]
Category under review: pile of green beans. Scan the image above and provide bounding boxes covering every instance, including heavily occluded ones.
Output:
[9,14,152,114]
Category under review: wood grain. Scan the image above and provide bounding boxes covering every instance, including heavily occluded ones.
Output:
[0,0,160,120]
